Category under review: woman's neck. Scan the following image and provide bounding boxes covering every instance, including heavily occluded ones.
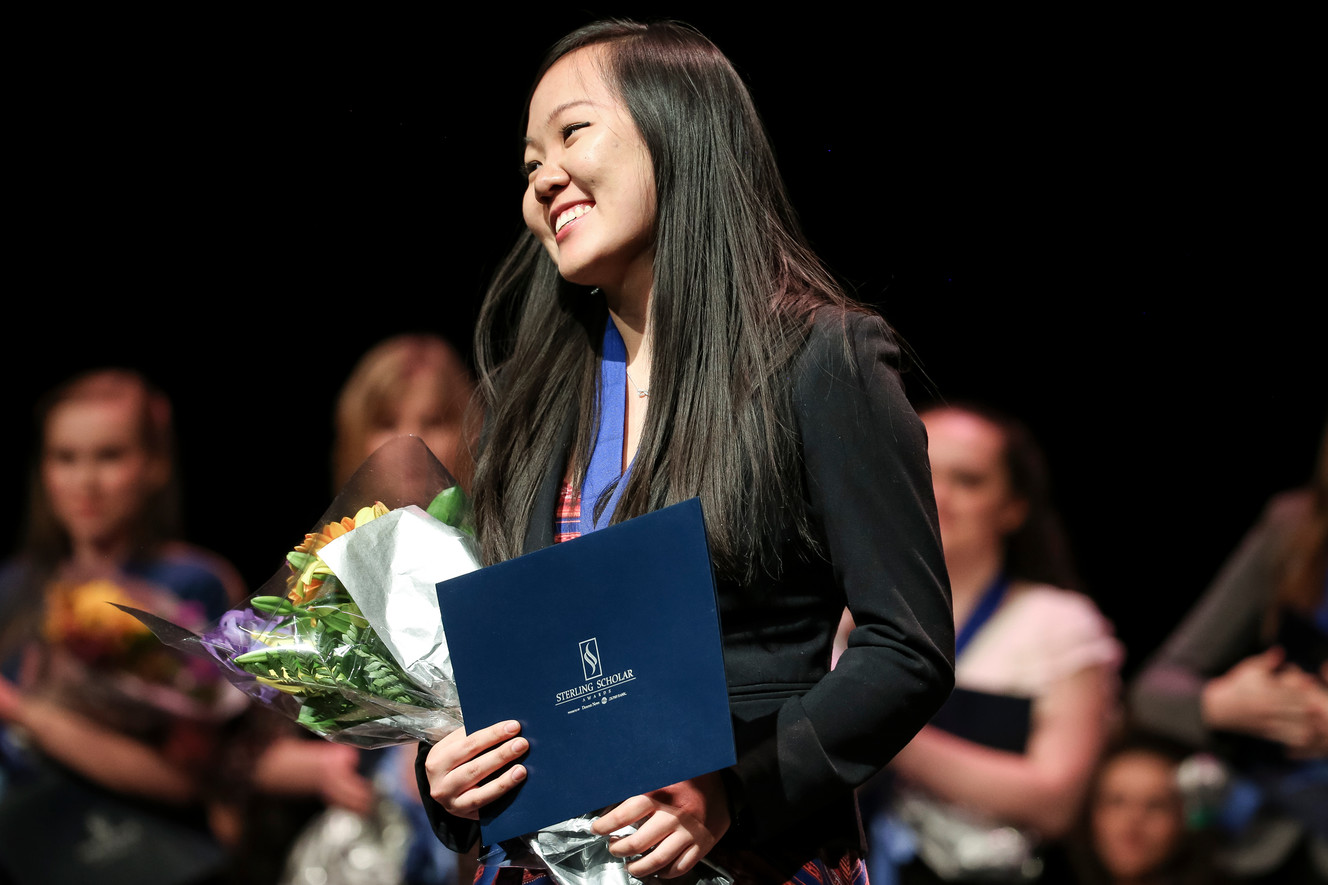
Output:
[604,281,652,471]
[945,545,1006,627]
[66,536,133,573]
[605,283,652,387]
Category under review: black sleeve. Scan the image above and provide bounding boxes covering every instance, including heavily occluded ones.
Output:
[727,310,955,840]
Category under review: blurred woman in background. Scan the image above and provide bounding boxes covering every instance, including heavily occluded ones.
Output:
[0,369,246,884]
[333,333,475,490]
[1129,421,1328,883]
[269,333,476,885]
[1068,735,1225,885]
[862,404,1122,884]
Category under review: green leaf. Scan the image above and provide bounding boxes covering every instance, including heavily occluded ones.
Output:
[426,487,474,536]
[287,551,316,571]
[250,596,298,615]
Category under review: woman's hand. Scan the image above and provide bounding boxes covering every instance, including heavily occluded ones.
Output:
[0,675,26,724]
[252,737,376,816]
[423,720,528,820]
[591,771,730,879]
[1202,647,1328,753]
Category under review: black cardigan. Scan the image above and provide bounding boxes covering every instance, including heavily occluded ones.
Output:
[416,308,954,875]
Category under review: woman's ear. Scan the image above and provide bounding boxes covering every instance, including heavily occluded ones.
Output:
[143,454,172,494]
[998,496,1030,536]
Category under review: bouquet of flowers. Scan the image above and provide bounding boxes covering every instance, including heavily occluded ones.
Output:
[41,573,243,739]
[124,435,475,750]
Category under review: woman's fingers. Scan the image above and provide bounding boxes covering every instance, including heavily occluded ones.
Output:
[625,825,691,878]
[602,799,673,856]
[428,719,522,771]
[592,794,655,836]
[424,720,528,819]
[592,773,730,878]
[611,809,710,878]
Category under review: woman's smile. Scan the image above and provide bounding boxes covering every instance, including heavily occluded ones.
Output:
[553,200,595,240]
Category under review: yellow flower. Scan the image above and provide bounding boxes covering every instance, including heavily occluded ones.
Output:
[285,502,390,604]
[43,579,151,649]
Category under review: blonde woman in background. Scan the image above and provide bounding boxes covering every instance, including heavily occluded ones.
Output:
[333,334,475,490]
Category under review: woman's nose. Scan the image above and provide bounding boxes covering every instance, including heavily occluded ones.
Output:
[533,162,569,203]
[71,459,99,493]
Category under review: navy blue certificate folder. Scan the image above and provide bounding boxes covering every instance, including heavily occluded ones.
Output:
[434,498,736,845]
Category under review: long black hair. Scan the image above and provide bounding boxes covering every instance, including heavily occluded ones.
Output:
[470,20,859,580]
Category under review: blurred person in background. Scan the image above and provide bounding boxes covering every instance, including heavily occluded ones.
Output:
[1129,420,1328,883]
[858,404,1122,884]
[0,369,246,884]
[333,333,475,491]
[1066,734,1227,885]
[0,369,380,885]
[271,334,476,885]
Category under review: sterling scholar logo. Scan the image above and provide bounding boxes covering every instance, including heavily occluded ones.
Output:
[555,637,636,711]
[580,638,603,680]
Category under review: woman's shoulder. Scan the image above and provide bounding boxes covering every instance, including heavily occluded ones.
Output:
[1005,581,1102,614]
[1007,582,1121,660]
[788,303,927,477]
[1257,487,1313,540]
[791,303,906,393]
[1001,583,1118,642]
[959,582,1122,693]
[126,543,247,617]
[800,303,898,358]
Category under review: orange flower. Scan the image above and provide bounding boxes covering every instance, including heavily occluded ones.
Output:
[285,502,389,604]
[43,579,152,658]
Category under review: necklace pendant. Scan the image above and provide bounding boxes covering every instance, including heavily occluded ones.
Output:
[626,368,650,398]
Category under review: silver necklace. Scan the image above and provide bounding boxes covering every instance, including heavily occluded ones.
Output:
[625,368,650,398]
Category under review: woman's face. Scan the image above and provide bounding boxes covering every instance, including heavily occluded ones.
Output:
[522,45,656,297]
[1091,751,1184,881]
[42,397,162,552]
[922,409,1027,562]
[363,372,463,473]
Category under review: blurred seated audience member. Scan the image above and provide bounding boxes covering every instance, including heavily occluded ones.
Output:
[0,369,246,884]
[333,333,475,489]
[1065,733,1227,885]
[1129,420,1328,883]
[857,404,1123,884]
[269,334,476,885]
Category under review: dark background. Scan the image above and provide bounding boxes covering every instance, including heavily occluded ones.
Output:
[7,8,1322,680]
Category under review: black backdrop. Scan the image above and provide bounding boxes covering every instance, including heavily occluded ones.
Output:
[7,8,1322,679]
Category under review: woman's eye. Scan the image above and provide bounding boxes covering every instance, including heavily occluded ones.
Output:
[561,122,589,141]
[520,159,540,179]
[952,471,985,489]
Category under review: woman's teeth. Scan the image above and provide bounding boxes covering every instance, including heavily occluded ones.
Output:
[555,203,593,233]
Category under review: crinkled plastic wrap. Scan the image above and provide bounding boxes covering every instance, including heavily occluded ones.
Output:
[505,814,732,885]
[121,435,476,748]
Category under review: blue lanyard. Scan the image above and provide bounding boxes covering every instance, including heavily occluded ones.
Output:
[578,317,633,537]
[954,572,1010,659]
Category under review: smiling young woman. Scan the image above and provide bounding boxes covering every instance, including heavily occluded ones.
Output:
[417,20,955,885]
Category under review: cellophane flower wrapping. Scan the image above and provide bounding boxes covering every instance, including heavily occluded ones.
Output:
[124,435,475,749]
